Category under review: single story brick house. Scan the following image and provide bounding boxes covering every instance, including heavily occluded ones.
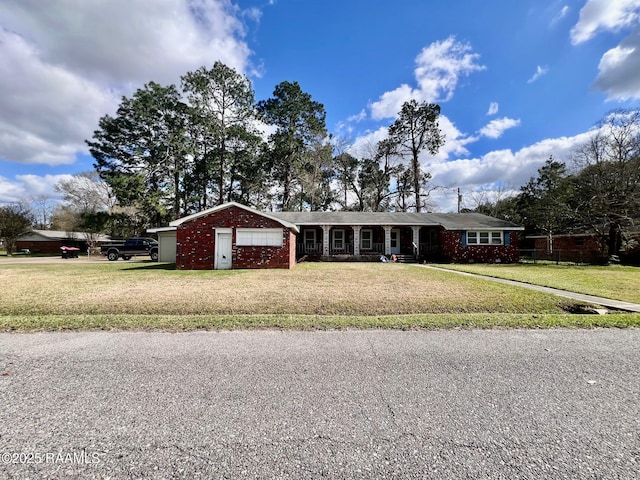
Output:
[527,231,640,264]
[149,202,524,270]
[15,230,111,254]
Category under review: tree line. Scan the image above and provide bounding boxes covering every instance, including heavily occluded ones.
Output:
[472,109,640,259]
[86,61,443,232]
[2,61,638,260]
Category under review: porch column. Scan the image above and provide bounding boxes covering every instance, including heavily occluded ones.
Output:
[321,225,331,256]
[383,225,392,255]
[353,225,361,256]
[412,226,421,256]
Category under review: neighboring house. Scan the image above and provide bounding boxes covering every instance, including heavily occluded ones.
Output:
[528,233,603,254]
[149,202,523,270]
[527,232,640,264]
[15,230,111,254]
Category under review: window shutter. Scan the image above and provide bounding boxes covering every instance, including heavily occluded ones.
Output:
[461,231,467,247]
[504,232,510,246]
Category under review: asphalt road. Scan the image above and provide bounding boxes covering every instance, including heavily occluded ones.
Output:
[0,329,638,479]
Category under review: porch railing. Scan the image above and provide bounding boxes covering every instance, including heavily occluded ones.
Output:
[330,243,353,255]
[298,243,323,255]
[298,242,387,255]
[419,243,440,255]
[360,242,385,254]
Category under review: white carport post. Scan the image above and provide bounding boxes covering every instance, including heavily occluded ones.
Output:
[383,225,392,255]
[412,226,421,256]
[321,225,331,256]
[353,225,361,256]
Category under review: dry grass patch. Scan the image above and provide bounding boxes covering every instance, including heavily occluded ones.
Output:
[0,262,572,316]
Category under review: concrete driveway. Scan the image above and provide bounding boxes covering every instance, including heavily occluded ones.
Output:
[1,329,638,479]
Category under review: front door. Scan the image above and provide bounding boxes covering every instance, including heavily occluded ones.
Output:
[390,228,400,254]
[215,232,232,270]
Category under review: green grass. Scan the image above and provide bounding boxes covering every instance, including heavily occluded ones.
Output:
[435,263,640,303]
[0,261,637,331]
[2,313,639,332]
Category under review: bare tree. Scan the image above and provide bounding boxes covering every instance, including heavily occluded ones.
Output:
[29,194,56,229]
[54,171,116,214]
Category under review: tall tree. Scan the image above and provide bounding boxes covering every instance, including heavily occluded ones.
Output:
[88,81,187,226]
[296,134,335,211]
[225,125,270,208]
[257,81,327,210]
[386,100,443,212]
[181,62,257,207]
[517,157,572,252]
[333,151,361,209]
[0,203,32,255]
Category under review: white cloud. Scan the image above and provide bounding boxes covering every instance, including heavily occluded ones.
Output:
[593,28,640,99]
[370,84,415,121]
[369,37,485,120]
[0,30,116,165]
[304,103,599,212]
[0,0,250,86]
[568,0,640,99]
[348,110,367,123]
[346,127,389,159]
[431,116,476,161]
[424,130,595,211]
[347,114,475,163]
[486,102,499,115]
[527,65,549,83]
[478,117,521,139]
[0,0,253,166]
[0,174,73,204]
[552,5,571,24]
[570,0,640,45]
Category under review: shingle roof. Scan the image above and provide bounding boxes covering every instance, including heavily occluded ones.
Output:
[169,202,299,232]
[270,211,523,231]
[163,203,523,232]
[20,230,112,242]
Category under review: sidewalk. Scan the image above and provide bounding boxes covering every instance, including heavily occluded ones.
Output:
[415,265,640,313]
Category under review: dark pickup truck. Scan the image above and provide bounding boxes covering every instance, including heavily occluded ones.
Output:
[101,238,159,261]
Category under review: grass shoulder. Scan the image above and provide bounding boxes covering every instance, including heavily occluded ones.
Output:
[2,313,639,332]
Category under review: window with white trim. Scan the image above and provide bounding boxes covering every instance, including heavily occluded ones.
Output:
[236,228,283,246]
[333,229,345,250]
[360,229,373,250]
[467,231,503,245]
[304,229,316,246]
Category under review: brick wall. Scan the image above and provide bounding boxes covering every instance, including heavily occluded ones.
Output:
[440,231,520,263]
[532,235,603,252]
[176,205,295,270]
[15,240,87,254]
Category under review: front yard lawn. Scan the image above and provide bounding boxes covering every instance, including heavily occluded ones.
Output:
[0,261,637,331]
[436,264,640,304]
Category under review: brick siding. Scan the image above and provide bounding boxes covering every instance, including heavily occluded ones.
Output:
[175,205,295,270]
[532,235,602,252]
[440,231,520,263]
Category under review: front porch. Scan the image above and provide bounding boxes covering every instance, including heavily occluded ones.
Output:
[296,225,443,260]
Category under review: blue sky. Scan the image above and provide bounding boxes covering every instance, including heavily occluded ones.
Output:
[1,0,639,211]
